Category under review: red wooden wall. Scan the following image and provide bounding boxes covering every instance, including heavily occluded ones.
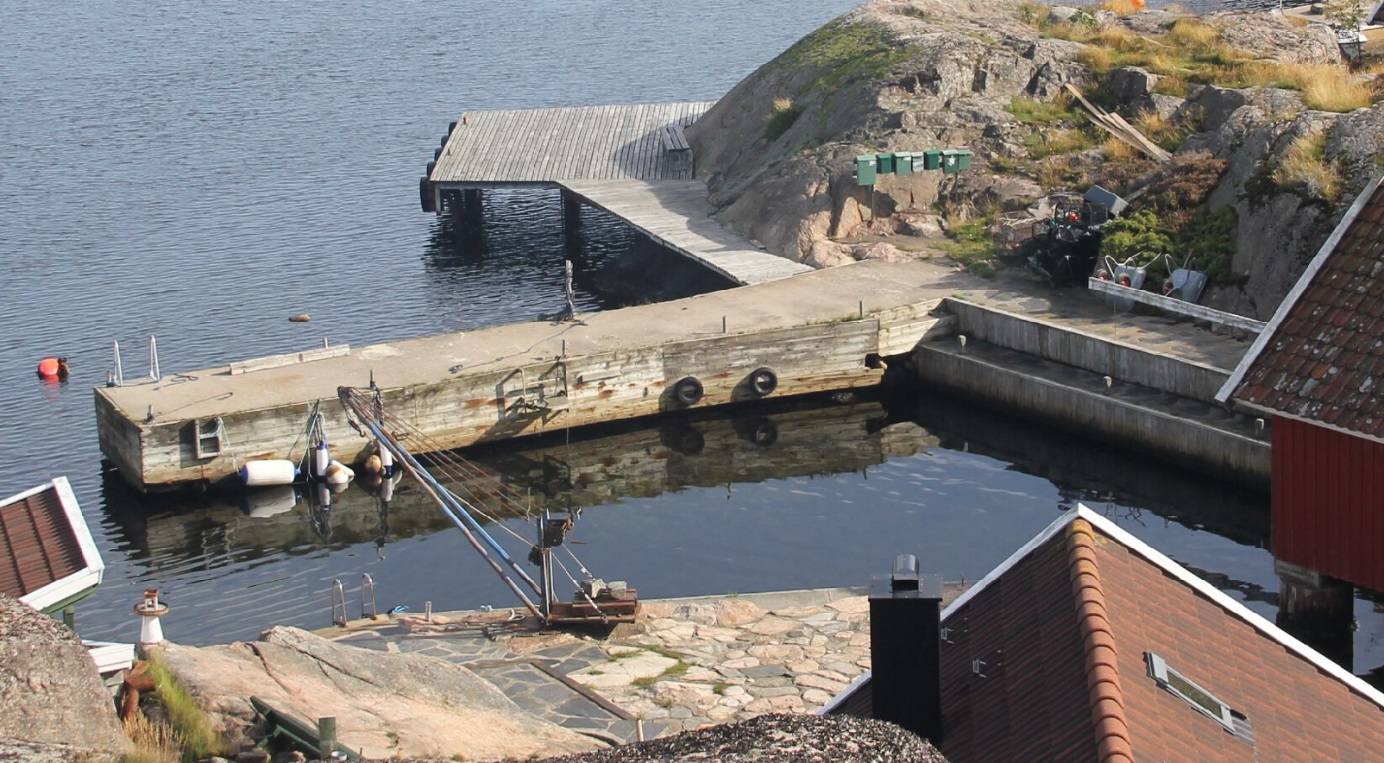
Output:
[1273,416,1384,592]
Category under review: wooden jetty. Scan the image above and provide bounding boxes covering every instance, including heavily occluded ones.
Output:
[95,260,960,492]
[422,102,811,285]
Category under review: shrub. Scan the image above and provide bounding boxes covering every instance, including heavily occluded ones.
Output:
[1101,210,1175,261]
[765,97,802,142]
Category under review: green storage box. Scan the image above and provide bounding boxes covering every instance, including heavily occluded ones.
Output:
[855,155,877,186]
[921,150,942,170]
[941,149,974,174]
[895,151,914,176]
[876,152,895,175]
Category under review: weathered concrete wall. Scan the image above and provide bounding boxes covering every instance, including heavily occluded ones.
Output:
[943,299,1230,404]
[121,320,889,489]
[914,345,1269,487]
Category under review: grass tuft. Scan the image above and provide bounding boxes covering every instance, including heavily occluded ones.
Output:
[1273,128,1341,201]
[120,713,182,763]
[147,656,226,761]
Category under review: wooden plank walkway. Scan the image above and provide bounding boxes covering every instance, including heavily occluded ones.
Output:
[431,102,713,185]
[559,180,813,285]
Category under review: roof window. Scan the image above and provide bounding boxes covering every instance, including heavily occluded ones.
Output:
[1145,652,1252,741]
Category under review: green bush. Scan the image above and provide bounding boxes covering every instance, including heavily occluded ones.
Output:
[1100,210,1174,261]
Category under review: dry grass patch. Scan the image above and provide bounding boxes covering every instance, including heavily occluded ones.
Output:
[121,713,182,763]
[1274,128,1341,201]
[1103,135,1141,160]
[1300,71,1375,112]
[1165,18,1222,52]
[1026,127,1097,158]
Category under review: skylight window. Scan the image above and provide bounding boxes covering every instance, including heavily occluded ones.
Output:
[1145,652,1249,738]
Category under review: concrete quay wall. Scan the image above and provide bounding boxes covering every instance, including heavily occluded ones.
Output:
[943,298,1231,404]
[913,342,1269,488]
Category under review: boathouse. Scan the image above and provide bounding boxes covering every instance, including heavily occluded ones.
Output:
[1218,174,1384,593]
[824,506,1384,762]
[0,477,105,622]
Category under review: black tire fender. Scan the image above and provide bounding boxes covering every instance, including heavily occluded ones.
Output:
[419,177,433,213]
[748,367,778,396]
[673,376,703,406]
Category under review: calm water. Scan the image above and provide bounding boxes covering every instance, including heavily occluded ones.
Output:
[3,0,1381,682]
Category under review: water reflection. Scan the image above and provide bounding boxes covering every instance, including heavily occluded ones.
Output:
[85,385,1384,687]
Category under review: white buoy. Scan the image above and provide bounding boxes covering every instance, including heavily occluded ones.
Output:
[134,589,169,651]
[240,459,298,487]
[313,442,331,479]
[379,445,394,476]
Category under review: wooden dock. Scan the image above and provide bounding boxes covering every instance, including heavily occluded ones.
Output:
[422,102,809,285]
[428,102,712,186]
[560,181,812,284]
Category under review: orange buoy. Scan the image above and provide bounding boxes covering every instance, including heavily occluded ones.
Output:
[1118,274,1133,288]
[37,357,60,377]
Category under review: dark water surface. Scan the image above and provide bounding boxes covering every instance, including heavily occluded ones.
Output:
[3,0,1382,682]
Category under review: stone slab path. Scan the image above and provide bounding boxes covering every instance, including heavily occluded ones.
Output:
[322,585,965,743]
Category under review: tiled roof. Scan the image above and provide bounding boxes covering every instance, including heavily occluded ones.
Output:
[0,478,101,611]
[1223,175,1384,438]
[828,507,1384,763]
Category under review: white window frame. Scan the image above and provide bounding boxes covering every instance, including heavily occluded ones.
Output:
[1145,652,1235,732]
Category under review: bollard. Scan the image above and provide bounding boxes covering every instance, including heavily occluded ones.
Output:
[317,716,337,760]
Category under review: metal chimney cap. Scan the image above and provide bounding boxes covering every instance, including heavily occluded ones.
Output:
[890,553,920,590]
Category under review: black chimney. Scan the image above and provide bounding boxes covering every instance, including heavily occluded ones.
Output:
[869,553,944,745]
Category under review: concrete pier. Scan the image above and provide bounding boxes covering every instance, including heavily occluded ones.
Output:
[95,260,961,491]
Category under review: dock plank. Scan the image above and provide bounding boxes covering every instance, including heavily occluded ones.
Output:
[559,180,813,285]
[430,102,713,185]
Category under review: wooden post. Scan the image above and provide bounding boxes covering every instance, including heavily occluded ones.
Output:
[1275,560,1354,670]
[561,189,583,232]
[317,716,337,760]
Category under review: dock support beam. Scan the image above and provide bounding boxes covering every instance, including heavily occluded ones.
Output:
[1275,560,1354,670]
[458,188,485,234]
[561,189,583,233]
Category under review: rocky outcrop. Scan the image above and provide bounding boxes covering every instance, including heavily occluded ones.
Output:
[156,626,599,761]
[687,0,1378,319]
[0,594,127,757]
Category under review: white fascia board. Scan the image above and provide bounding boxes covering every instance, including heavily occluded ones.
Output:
[52,476,104,578]
[19,569,102,613]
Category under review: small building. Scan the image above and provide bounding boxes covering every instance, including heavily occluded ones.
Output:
[1,477,132,676]
[824,505,1384,762]
[1218,174,1384,593]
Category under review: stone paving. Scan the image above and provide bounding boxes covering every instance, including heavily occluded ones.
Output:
[321,585,964,744]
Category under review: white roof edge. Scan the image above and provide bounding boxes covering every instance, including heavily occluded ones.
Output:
[1216,173,1384,404]
[1075,505,1384,709]
[0,478,59,509]
[52,476,104,578]
[20,569,102,613]
[822,503,1384,714]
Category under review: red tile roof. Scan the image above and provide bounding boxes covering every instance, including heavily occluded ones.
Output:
[829,508,1384,763]
[0,481,88,600]
[1225,176,1384,438]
